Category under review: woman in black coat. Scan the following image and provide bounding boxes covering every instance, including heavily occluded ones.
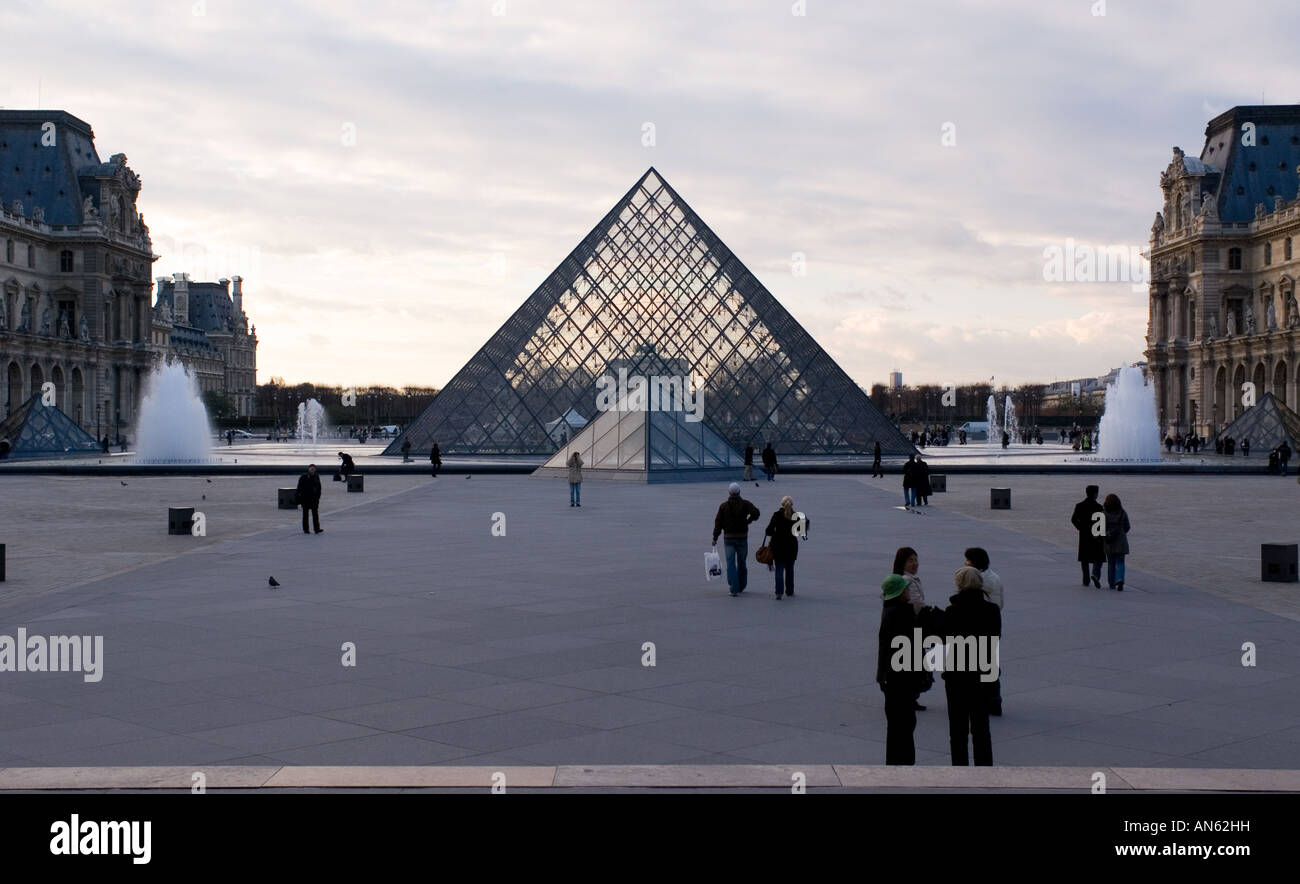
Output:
[762,496,806,599]
[1070,484,1106,587]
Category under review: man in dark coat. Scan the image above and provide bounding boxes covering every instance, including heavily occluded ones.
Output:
[712,482,761,597]
[1070,484,1105,587]
[761,443,777,481]
[337,451,356,478]
[430,442,441,477]
[878,574,943,765]
[942,567,1002,766]
[914,456,932,506]
[1279,440,1292,476]
[297,464,323,534]
[871,441,883,478]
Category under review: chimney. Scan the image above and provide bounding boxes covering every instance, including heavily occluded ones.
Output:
[172,272,189,326]
[231,275,243,314]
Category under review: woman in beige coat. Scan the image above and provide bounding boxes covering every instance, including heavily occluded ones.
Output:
[567,451,583,507]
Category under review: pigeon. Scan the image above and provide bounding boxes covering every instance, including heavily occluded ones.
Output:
[268,577,280,588]
[206,479,212,483]
[754,483,759,488]
[466,475,471,479]
[201,494,206,500]
[120,481,128,486]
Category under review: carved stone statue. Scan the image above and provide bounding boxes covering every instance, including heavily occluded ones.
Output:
[1207,313,1218,338]
[10,200,22,217]
[1245,303,1257,335]
[0,296,6,330]
[39,308,52,336]
[18,300,31,333]
[1288,293,1300,329]
[79,314,90,342]
[1151,212,1165,245]
[1227,310,1237,336]
[1267,299,1278,331]
[58,309,71,339]
[32,206,44,223]
[82,196,97,220]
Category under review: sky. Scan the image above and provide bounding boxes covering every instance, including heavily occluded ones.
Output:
[4,0,1300,389]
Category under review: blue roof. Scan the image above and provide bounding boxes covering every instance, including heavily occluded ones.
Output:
[1201,106,1300,222]
[0,110,106,227]
[156,280,238,336]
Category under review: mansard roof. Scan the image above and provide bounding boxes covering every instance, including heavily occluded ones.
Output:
[0,110,117,226]
[1199,105,1300,223]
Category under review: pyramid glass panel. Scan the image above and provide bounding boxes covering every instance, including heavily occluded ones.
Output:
[389,168,914,457]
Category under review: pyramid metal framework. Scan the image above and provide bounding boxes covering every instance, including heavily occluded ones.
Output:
[388,168,913,457]
[1214,392,1300,452]
[533,404,744,483]
[0,394,101,459]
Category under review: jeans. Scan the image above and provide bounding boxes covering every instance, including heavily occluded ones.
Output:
[569,482,581,505]
[774,559,794,595]
[945,679,993,766]
[723,537,748,593]
[1080,561,1102,583]
[1107,554,1126,587]
[904,487,915,506]
[883,684,918,765]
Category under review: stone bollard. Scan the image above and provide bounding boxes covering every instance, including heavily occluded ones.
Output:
[929,474,947,493]
[278,488,298,509]
[990,488,1011,510]
[1261,543,1299,582]
[168,507,195,535]
[347,474,364,493]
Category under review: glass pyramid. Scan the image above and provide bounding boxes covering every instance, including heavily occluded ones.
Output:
[534,403,744,483]
[388,168,913,457]
[1215,392,1300,452]
[0,394,101,459]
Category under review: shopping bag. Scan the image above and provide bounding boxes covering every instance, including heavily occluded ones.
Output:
[705,547,723,581]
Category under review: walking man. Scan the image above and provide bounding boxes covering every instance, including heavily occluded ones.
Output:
[1279,440,1292,476]
[872,440,883,478]
[761,442,778,481]
[1070,484,1105,588]
[430,442,441,477]
[297,463,323,534]
[712,482,761,597]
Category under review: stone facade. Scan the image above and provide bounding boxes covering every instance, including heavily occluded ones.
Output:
[152,274,257,417]
[1,111,155,441]
[1146,105,1300,439]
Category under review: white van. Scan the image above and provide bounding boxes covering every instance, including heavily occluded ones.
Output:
[959,421,990,440]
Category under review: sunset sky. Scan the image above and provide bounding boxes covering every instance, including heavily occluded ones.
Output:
[4,0,1299,388]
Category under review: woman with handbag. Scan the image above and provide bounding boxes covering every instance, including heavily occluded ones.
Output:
[760,496,806,599]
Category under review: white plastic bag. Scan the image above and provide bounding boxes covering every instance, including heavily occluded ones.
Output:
[705,546,723,581]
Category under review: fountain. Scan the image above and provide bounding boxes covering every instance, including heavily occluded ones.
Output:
[297,399,327,450]
[1003,396,1019,445]
[985,395,1001,448]
[134,360,214,462]
[1096,364,1162,461]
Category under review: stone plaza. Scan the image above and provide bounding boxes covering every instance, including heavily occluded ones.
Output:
[1,467,1298,790]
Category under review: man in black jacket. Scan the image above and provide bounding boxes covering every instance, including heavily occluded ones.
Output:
[878,573,943,765]
[942,567,1001,766]
[712,483,761,597]
[297,464,323,534]
[871,441,882,477]
[1070,484,1105,588]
